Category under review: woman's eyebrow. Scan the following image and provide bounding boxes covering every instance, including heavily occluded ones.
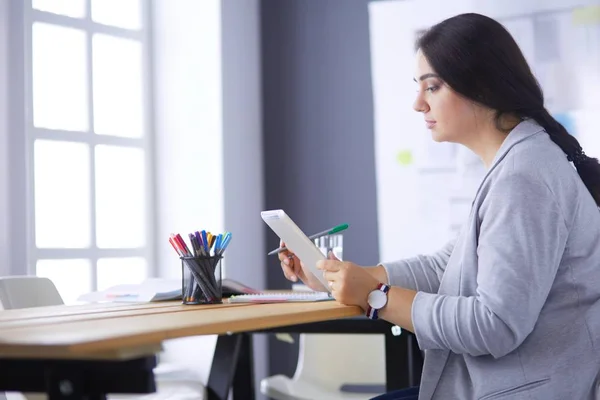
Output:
[413,73,440,82]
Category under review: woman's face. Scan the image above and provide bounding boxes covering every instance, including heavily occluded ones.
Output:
[412,49,486,144]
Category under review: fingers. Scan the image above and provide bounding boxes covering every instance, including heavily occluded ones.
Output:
[278,244,299,282]
[277,246,294,266]
[277,249,290,264]
[316,259,342,272]
[280,256,298,282]
[280,262,297,282]
[322,270,337,282]
[278,241,303,282]
[277,241,294,264]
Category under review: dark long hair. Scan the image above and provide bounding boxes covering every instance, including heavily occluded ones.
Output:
[416,13,600,206]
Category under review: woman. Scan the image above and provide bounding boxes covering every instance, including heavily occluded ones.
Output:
[278,13,600,400]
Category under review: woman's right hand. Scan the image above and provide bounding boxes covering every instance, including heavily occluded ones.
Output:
[278,241,327,291]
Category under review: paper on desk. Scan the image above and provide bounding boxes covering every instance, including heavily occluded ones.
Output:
[77,277,261,303]
[77,279,182,303]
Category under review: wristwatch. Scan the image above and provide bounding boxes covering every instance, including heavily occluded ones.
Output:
[366,283,390,320]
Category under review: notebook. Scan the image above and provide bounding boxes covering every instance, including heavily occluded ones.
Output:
[227,291,333,303]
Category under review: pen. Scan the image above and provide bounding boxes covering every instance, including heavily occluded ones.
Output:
[189,233,201,257]
[267,223,349,255]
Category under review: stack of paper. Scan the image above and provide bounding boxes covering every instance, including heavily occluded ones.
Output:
[78,278,260,303]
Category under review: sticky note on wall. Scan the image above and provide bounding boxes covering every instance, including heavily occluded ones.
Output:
[572,6,600,25]
[396,150,413,166]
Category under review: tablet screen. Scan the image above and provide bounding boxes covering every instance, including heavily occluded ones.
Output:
[261,209,330,292]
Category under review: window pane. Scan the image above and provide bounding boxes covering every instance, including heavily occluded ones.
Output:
[34,140,91,248]
[32,0,86,18]
[32,23,88,131]
[91,0,141,30]
[95,145,146,248]
[92,34,143,138]
[97,257,147,291]
[36,259,92,304]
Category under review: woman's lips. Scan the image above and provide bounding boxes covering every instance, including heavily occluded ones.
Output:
[425,120,437,129]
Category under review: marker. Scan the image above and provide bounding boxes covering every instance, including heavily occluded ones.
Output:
[267,223,349,255]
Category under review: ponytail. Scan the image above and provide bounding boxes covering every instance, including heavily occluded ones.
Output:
[532,109,600,207]
[414,13,600,206]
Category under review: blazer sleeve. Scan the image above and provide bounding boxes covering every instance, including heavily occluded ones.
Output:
[411,172,569,358]
[379,237,456,293]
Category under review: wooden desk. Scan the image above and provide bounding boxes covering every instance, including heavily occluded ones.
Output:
[0,301,420,399]
[0,301,359,358]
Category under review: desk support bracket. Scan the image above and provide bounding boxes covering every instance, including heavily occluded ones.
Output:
[207,318,424,399]
[0,356,157,399]
[207,333,255,400]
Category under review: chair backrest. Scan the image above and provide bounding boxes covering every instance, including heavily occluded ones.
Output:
[292,333,385,391]
[0,276,63,310]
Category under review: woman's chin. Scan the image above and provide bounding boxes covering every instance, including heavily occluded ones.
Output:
[430,128,450,143]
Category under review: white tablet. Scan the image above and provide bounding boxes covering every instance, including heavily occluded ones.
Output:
[261,209,330,292]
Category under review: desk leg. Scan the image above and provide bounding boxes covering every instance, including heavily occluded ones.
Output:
[385,331,409,391]
[207,334,256,400]
[233,333,255,400]
[207,334,243,400]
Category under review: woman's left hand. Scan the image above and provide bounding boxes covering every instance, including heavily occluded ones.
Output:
[316,253,380,310]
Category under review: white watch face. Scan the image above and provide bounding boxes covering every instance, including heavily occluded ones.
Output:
[368,289,387,310]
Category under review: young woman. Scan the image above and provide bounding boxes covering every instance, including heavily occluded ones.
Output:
[278,13,600,400]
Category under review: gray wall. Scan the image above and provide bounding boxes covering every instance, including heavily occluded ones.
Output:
[0,0,10,278]
[221,0,267,395]
[261,0,380,378]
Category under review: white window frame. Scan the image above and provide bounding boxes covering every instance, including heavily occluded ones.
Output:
[15,0,157,289]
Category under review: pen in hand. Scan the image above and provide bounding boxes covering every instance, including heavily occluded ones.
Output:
[267,223,349,255]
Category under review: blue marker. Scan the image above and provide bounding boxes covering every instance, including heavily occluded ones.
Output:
[219,232,232,255]
[215,234,223,254]
[201,230,209,254]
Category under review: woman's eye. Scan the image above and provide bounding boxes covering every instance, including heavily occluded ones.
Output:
[425,85,439,93]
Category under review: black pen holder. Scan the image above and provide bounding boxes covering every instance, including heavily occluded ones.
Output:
[181,255,223,305]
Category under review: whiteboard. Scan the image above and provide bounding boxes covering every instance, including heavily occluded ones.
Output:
[368,0,600,262]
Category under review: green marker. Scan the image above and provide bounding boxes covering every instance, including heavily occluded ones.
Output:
[267,223,349,255]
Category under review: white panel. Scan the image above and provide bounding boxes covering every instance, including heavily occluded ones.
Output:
[92,34,144,138]
[91,0,141,30]
[95,145,146,248]
[32,0,86,18]
[152,0,223,386]
[32,23,88,132]
[153,0,224,281]
[97,257,147,290]
[36,259,92,304]
[34,140,91,248]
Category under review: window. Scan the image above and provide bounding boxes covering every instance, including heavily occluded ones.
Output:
[25,0,155,303]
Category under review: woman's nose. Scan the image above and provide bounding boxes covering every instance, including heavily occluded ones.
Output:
[413,93,428,113]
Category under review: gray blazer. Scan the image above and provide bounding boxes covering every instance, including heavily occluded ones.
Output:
[383,120,600,399]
